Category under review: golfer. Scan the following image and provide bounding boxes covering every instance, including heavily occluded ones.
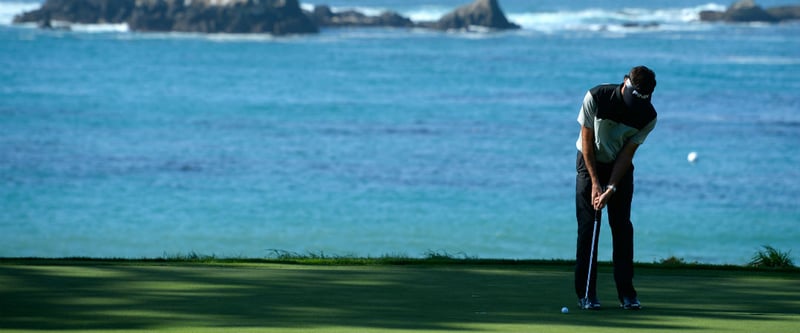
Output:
[574,66,657,310]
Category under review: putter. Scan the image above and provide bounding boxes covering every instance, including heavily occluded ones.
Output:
[582,208,601,309]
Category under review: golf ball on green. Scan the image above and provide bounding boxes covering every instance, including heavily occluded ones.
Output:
[561,306,569,313]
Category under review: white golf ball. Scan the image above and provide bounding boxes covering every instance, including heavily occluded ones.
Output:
[687,151,698,163]
[561,306,569,314]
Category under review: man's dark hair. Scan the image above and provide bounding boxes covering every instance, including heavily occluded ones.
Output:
[628,66,656,95]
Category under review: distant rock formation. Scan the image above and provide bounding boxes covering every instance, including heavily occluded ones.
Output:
[422,0,520,31]
[308,0,521,31]
[699,0,800,23]
[14,0,318,35]
[308,5,413,28]
[12,0,135,25]
[766,5,800,21]
[129,0,317,34]
[14,0,523,35]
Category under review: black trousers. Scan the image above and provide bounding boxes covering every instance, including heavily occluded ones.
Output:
[574,151,637,302]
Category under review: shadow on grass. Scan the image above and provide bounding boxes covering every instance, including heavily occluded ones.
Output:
[0,261,798,331]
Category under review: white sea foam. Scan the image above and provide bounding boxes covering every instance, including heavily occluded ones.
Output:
[338,6,388,17]
[65,22,130,33]
[205,32,277,42]
[0,1,41,25]
[300,3,315,12]
[507,4,728,33]
[303,3,388,17]
[301,2,731,34]
[402,5,450,22]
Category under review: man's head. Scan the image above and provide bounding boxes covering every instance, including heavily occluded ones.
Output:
[623,66,656,108]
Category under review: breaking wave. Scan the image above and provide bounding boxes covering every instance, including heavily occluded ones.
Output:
[301,2,730,32]
[508,4,727,32]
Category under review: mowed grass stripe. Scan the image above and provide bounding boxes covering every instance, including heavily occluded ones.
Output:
[0,261,798,332]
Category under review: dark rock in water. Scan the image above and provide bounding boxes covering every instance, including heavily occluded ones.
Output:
[308,5,413,28]
[698,0,798,23]
[622,22,660,29]
[375,11,415,28]
[269,0,320,35]
[37,19,52,29]
[127,0,180,32]
[766,5,800,21]
[427,0,520,31]
[13,0,527,35]
[131,0,319,34]
[699,10,724,22]
[13,0,135,25]
[14,0,318,35]
[129,0,318,34]
[308,0,518,31]
[723,0,778,22]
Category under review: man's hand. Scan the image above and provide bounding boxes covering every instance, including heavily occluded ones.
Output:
[591,184,604,208]
[594,187,613,210]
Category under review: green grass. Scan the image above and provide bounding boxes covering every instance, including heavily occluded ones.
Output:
[1,258,799,332]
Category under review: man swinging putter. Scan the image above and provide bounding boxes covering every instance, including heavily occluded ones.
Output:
[574,66,657,310]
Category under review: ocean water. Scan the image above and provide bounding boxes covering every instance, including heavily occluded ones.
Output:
[1,0,798,264]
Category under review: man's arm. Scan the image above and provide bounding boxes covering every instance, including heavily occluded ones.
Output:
[580,126,604,208]
[595,141,639,209]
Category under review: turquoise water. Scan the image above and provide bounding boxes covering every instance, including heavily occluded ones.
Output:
[1,0,799,264]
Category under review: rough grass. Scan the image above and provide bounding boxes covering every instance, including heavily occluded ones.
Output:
[748,245,795,268]
[1,258,799,333]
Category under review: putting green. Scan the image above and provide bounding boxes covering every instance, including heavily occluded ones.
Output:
[0,261,798,332]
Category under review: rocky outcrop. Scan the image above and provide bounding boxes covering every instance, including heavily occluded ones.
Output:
[423,0,520,31]
[720,0,778,22]
[698,10,725,22]
[308,0,522,31]
[12,0,135,25]
[129,0,317,34]
[766,5,800,21]
[699,0,800,23]
[14,0,318,35]
[308,5,413,28]
[14,0,523,35]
